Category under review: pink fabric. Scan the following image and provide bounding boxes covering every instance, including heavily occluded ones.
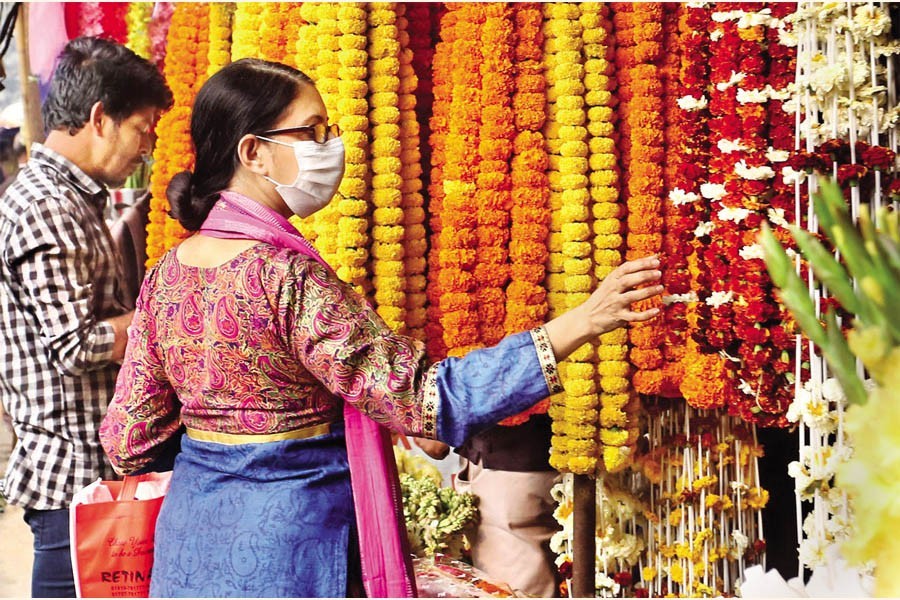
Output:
[200,191,417,598]
[28,3,70,84]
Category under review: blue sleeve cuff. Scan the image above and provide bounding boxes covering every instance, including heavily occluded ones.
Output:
[430,327,562,447]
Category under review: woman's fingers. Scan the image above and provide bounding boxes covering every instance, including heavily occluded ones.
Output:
[622,307,662,323]
[621,285,664,306]
[614,255,660,277]
[616,268,662,292]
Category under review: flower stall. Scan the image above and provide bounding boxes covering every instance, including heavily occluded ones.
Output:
[26,1,900,597]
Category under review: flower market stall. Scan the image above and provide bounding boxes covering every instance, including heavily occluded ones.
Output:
[21,1,900,596]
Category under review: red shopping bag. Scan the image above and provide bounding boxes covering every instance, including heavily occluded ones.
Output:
[69,472,171,598]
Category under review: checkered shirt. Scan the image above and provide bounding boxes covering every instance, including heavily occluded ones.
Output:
[0,143,127,510]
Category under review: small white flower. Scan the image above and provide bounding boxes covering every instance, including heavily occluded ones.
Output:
[738,378,755,396]
[821,378,846,404]
[739,243,765,260]
[685,1,709,7]
[669,188,700,206]
[765,148,790,163]
[710,29,724,42]
[716,71,746,91]
[809,63,846,95]
[731,530,750,558]
[718,206,751,223]
[850,5,891,39]
[781,166,807,185]
[712,9,744,23]
[694,221,715,237]
[662,292,699,305]
[735,160,776,180]
[736,87,770,104]
[717,139,747,154]
[700,182,727,200]
[706,290,734,308]
[767,208,790,229]
[737,8,773,29]
[677,94,708,111]
[778,27,799,47]
[765,84,794,101]
[798,536,828,569]
[595,572,620,595]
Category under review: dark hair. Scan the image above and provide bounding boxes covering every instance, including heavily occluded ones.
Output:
[42,36,173,133]
[167,58,313,231]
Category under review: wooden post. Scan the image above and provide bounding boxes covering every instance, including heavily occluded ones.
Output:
[572,474,596,598]
[14,3,45,150]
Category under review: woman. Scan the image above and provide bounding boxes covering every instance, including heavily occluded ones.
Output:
[99,58,663,598]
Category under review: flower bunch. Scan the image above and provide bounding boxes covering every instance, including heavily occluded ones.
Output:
[368,3,406,332]
[437,3,483,357]
[125,3,153,60]
[261,3,296,65]
[149,3,174,71]
[100,2,129,43]
[146,3,210,266]
[206,3,234,79]
[77,3,103,37]
[499,2,550,427]
[582,4,633,474]
[230,3,264,61]
[542,3,597,475]
[473,4,514,349]
[333,3,371,290]
[614,3,667,397]
[395,6,428,341]
[423,6,454,361]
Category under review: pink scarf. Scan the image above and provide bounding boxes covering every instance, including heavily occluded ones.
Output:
[199,191,417,598]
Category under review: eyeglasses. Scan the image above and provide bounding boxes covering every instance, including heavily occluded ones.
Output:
[259,123,342,144]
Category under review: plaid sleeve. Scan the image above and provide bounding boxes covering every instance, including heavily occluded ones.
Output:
[6,192,115,375]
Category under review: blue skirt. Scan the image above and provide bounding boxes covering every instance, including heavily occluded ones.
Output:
[149,424,355,598]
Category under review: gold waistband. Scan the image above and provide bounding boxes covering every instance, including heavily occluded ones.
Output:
[185,423,332,445]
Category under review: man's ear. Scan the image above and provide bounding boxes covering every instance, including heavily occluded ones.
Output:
[88,101,108,136]
[236,134,268,175]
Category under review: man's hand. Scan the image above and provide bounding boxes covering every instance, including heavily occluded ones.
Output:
[414,437,451,460]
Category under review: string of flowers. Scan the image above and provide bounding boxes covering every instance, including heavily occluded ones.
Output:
[474,4,514,348]
[542,3,597,475]
[146,3,210,266]
[260,3,295,65]
[149,3,174,72]
[368,2,406,332]
[77,3,103,38]
[583,4,633,475]
[291,4,321,247]
[100,2,129,44]
[423,5,454,361]
[614,2,667,398]
[230,3,264,61]
[333,3,371,290]
[396,5,429,341]
[206,3,234,79]
[125,3,153,60]
[438,3,483,358]
[499,2,550,427]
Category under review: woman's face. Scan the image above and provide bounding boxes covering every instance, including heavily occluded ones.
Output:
[261,83,330,186]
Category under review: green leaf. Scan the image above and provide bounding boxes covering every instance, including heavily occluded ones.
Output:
[821,309,868,406]
[789,225,860,315]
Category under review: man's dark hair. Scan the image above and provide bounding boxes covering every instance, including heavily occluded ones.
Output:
[41,36,173,133]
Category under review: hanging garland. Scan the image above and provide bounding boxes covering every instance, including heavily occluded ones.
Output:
[149,3,174,72]
[368,2,406,332]
[146,3,210,267]
[396,5,429,341]
[543,3,598,475]
[125,3,153,60]
[499,2,550,427]
[230,3,264,61]
[206,3,234,78]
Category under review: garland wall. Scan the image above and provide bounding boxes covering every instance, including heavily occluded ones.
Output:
[71,1,900,597]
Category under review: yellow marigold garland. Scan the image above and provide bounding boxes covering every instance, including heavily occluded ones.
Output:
[580,3,634,474]
[396,5,428,341]
[368,3,405,331]
[499,2,550,427]
[438,3,483,358]
[125,3,153,60]
[206,3,234,79]
[543,3,598,475]
[230,3,263,61]
[146,3,210,267]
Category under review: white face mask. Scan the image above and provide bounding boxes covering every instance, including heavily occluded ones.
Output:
[258,136,346,218]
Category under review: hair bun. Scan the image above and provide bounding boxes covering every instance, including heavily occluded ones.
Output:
[166,170,201,230]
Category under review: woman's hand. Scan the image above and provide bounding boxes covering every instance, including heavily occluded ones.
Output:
[544,255,663,361]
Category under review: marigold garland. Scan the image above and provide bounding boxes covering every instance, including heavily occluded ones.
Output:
[230,3,264,61]
[368,3,406,332]
[260,3,294,65]
[542,3,598,475]
[499,2,550,427]
[424,5,454,360]
[396,5,428,341]
[437,3,484,358]
[146,3,210,267]
[125,3,153,60]
[206,3,234,79]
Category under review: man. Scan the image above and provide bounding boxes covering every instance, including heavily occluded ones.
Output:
[0,37,172,597]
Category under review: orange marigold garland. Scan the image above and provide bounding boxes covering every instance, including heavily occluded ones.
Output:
[613,2,667,397]
[368,3,405,331]
[438,3,483,358]
[543,3,598,475]
[396,5,428,341]
[146,3,210,267]
[499,2,550,427]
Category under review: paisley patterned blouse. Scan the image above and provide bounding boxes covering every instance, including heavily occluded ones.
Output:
[102,243,562,473]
